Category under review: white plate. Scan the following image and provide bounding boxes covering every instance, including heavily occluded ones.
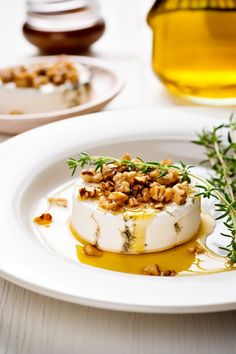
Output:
[0,108,235,314]
[0,56,123,134]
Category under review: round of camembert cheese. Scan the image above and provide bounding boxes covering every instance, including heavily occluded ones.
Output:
[71,179,201,254]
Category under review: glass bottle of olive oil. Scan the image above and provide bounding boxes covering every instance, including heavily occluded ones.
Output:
[147,0,236,104]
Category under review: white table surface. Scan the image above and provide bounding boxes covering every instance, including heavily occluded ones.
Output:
[1,1,236,353]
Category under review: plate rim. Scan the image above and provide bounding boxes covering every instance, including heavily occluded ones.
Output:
[0,107,235,314]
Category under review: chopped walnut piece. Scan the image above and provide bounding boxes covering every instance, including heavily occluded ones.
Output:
[113,172,125,185]
[0,69,13,83]
[84,244,102,257]
[132,184,143,192]
[157,169,180,186]
[160,159,173,166]
[161,270,176,276]
[122,171,137,181]
[102,165,117,180]
[128,197,139,207]
[115,181,130,193]
[164,187,174,203]
[34,213,52,226]
[143,264,176,276]
[143,264,161,276]
[149,184,159,200]
[136,193,144,203]
[79,187,100,199]
[100,181,115,196]
[188,244,205,254]
[48,197,68,208]
[141,188,150,202]
[149,169,160,180]
[108,192,128,204]
[33,75,49,88]
[173,182,188,205]
[99,196,120,211]
[0,58,79,89]
[134,175,149,185]
[52,74,64,86]
[14,71,36,88]
[121,153,131,161]
[150,184,166,202]
[81,169,103,183]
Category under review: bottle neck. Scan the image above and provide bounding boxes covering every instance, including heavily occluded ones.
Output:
[149,0,236,14]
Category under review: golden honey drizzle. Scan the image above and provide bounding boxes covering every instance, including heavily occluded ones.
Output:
[39,181,235,276]
[129,213,155,253]
[71,213,235,276]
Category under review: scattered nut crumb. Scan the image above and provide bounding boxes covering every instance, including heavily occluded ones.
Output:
[161,270,176,276]
[143,264,160,276]
[48,197,68,208]
[84,244,103,257]
[143,264,176,276]
[188,244,205,254]
[34,213,52,226]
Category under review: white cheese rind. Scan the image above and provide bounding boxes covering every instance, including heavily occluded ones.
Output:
[71,180,201,254]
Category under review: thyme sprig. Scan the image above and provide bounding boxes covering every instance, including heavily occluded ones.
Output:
[67,152,170,176]
[193,115,236,262]
[193,114,236,199]
[67,117,236,263]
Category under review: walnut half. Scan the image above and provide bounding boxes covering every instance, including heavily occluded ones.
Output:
[34,213,52,226]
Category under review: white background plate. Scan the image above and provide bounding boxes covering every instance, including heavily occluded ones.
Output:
[0,108,234,314]
[0,56,123,134]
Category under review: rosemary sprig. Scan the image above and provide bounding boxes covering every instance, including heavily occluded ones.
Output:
[67,116,236,263]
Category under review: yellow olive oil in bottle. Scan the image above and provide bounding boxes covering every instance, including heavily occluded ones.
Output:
[147,0,236,104]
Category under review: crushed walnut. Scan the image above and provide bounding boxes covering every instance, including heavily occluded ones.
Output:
[188,244,205,254]
[34,213,52,226]
[84,244,103,257]
[78,154,192,212]
[143,264,176,276]
[0,57,79,89]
